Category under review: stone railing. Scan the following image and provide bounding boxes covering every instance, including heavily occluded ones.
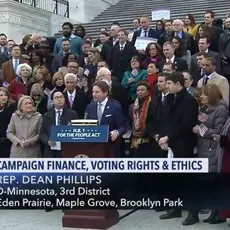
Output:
[13,0,69,17]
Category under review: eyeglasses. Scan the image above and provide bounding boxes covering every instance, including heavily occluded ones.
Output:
[33,94,40,97]
[68,66,79,69]
[53,96,64,100]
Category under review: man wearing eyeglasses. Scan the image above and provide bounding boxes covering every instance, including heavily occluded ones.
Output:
[39,90,78,159]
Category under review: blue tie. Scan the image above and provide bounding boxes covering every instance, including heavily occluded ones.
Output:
[14,60,19,72]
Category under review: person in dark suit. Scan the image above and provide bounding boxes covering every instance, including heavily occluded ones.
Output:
[131,16,159,45]
[63,73,89,118]
[204,10,224,52]
[145,73,174,210]
[146,73,174,145]
[51,38,71,73]
[0,87,17,158]
[85,81,126,155]
[191,52,206,86]
[109,30,138,81]
[158,72,198,220]
[159,41,188,72]
[190,37,219,73]
[39,90,78,158]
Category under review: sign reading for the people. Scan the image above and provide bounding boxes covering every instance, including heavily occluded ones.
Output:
[151,8,170,21]
[50,125,109,142]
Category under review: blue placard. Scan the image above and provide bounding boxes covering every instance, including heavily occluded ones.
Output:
[50,125,109,143]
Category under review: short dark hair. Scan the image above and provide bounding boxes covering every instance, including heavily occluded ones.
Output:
[112,21,120,26]
[137,81,151,91]
[205,10,215,18]
[82,40,92,46]
[166,72,185,86]
[62,22,73,30]
[62,38,70,43]
[51,90,64,100]
[11,44,20,49]
[0,33,7,38]
[199,36,211,44]
[100,32,109,37]
[158,72,171,78]
[8,39,15,43]
[205,56,216,65]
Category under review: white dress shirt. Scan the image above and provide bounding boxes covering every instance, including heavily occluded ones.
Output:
[55,108,63,125]
[12,58,19,70]
[98,97,108,114]
[166,55,175,63]
[140,28,150,37]
[67,90,76,105]
[119,42,126,50]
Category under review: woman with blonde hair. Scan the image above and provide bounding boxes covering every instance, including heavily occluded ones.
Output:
[0,87,16,157]
[6,95,42,158]
[30,83,47,115]
[8,63,32,100]
[28,66,52,96]
[47,72,65,109]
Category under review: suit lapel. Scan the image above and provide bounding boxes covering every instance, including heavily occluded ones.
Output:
[208,73,217,84]
[100,100,111,124]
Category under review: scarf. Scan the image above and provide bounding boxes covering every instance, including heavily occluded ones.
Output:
[147,74,157,98]
[131,96,151,149]
[217,118,230,172]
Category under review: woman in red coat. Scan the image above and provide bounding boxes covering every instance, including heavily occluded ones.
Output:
[8,63,32,101]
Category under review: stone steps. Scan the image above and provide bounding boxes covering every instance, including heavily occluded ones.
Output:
[54,0,229,42]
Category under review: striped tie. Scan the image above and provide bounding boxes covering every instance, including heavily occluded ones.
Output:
[57,111,61,125]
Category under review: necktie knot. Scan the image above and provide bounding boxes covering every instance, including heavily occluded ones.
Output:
[203,75,209,85]
[144,30,148,37]
[162,95,166,105]
[120,45,123,51]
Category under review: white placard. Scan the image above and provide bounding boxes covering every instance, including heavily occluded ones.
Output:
[51,142,61,150]
[128,32,134,41]
[134,37,158,50]
[151,8,170,21]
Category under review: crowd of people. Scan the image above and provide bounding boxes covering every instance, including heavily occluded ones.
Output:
[0,8,230,226]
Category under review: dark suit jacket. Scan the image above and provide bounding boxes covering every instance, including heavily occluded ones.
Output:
[146,93,175,139]
[39,108,78,157]
[165,88,198,157]
[131,28,159,45]
[52,53,65,73]
[109,42,137,79]
[85,99,126,136]
[159,56,188,72]
[111,81,129,117]
[1,59,24,84]
[64,89,90,119]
